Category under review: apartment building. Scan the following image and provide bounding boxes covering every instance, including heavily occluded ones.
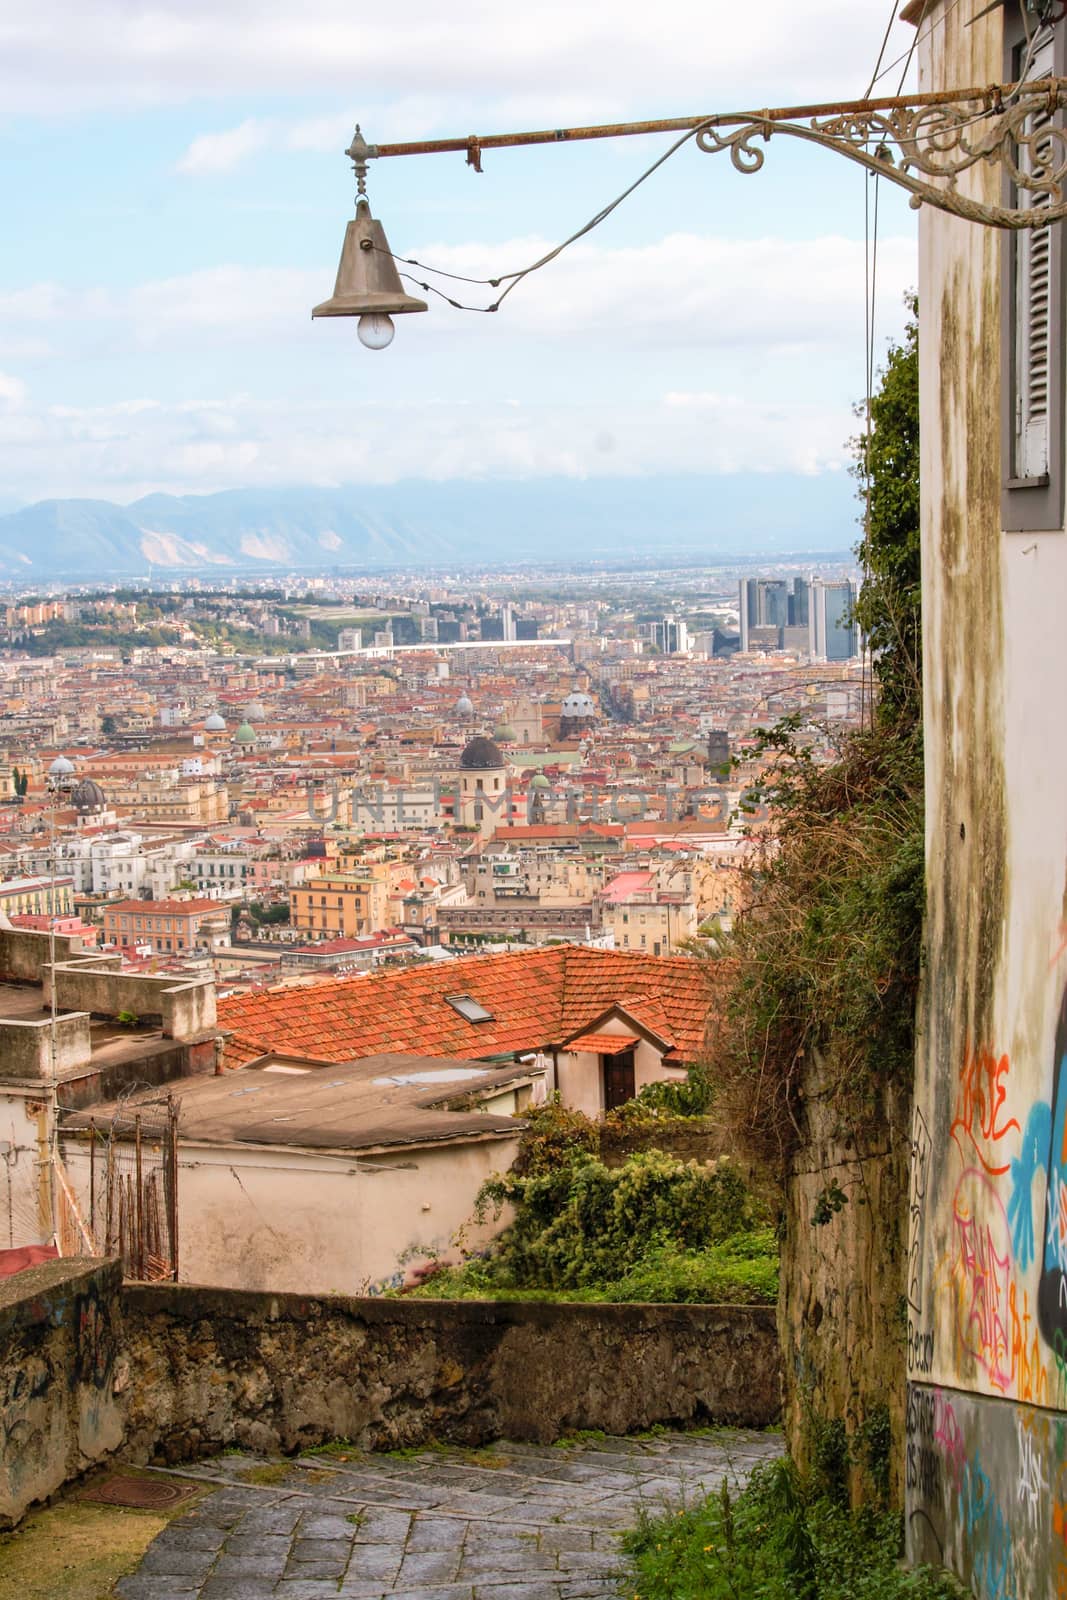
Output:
[103,897,230,954]
[290,869,392,940]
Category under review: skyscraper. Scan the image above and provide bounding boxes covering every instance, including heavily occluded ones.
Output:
[809,580,859,661]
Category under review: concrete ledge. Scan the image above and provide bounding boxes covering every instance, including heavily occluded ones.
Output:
[45,963,217,1039]
[0,1011,92,1080]
[0,928,86,985]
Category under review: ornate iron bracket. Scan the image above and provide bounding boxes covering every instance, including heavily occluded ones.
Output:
[368,79,1067,232]
[695,80,1067,229]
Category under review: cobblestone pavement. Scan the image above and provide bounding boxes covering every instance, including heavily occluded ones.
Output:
[115,1429,782,1600]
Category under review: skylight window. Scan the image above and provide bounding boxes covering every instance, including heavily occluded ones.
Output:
[446,994,494,1023]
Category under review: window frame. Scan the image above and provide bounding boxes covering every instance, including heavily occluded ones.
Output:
[1002,7,1066,532]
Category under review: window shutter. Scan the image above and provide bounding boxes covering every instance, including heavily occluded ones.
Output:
[1015,35,1055,480]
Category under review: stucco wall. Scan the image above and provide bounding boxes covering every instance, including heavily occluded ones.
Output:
[0,1257,123,1529]
[1,1089,51,1245]
[61,1135,521,1295]
[907,0,1067,1589]
[119,1285,781,1462]
[46,965,216,1038]
[0,1012,92,1081]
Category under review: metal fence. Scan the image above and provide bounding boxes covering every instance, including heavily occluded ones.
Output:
[77,1098,180,1280]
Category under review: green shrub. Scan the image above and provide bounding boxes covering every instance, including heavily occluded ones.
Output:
[510,1097,598,1176]
[478,1147,759,1290]
[608,1061,714,1120]
[402,1231,778,1306]
[623,1457,964,1600]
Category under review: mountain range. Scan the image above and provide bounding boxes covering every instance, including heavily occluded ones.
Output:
[0,474,859,577]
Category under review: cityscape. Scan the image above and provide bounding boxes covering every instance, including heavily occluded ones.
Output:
[2,2,1065,1599]
[0,557,863,980]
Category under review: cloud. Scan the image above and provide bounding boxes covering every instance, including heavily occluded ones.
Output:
[0,231,914,359]
[176,118,272,174]
[2,1,919,118]
[0,380,862,503]
[0,372,26,409]
[377,231,917,350]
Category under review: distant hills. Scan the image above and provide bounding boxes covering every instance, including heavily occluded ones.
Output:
[0,474,858,577]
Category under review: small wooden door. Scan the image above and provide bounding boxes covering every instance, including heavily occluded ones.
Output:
[603,1049,636,1111]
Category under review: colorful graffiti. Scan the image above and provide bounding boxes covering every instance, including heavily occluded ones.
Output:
[907,1385,1067,1600]
[951,1046,1020,1175]
[907,978,1067,1595]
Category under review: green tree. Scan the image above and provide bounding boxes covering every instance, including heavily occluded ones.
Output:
[853,296,921,726]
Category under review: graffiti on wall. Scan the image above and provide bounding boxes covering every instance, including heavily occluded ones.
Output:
[906,973,1067,1596]
[907,1383,1067,1600]
[909,988,1067,1408]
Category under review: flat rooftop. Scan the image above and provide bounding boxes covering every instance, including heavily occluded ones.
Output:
[63,1052,532,1154]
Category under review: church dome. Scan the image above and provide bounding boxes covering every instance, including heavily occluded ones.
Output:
[454,693,474,718]
[71,778,107,814]
[561,691,596,720]
[204,712,227,731]
[530,772,550,790]
[234,721,257,745]
[460,735,505,771]
[493,721,516,743]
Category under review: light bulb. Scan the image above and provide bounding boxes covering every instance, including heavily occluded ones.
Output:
[357,313,395,350]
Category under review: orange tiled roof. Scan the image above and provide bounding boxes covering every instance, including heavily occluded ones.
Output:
[565,1032,640,1056]
[218,946,721,1069]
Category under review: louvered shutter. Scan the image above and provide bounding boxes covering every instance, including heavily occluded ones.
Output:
[1015,36,1055,480]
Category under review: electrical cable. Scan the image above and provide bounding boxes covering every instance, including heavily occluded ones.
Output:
[373,15,1057,317]
[868,0,967,90]
[371,118,717,313]
[864,0,905,100]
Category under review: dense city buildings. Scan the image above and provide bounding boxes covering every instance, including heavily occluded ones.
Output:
[0,558,863,995]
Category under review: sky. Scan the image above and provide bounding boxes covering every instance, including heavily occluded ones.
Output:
[0,1,922,515]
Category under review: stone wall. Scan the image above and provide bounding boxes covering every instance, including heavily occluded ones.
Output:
[121,1285,780,1463]
[778,1045,912,1507]
[0,1257,123,1529]
[0,1265,780,1526]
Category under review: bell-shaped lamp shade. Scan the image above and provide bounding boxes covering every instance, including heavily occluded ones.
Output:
[312,199,427,345]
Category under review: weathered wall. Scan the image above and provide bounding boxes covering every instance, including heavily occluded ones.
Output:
[61,1134,522,1296]
[0,1257,123,1529]
[119,1285,781,1462]
[779,1045,912,1505]
[0,1088,51,1244]
[0,928,86,984]
[46,964,216,1038]
[0,1012,92,1080]
[0,1263,780,1527]
[906,0,1067,1591]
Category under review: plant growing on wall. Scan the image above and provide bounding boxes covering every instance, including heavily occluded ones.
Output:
[720,301,923,1160]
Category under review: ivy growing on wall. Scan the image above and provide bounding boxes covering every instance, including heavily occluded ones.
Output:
[718,301,923,1162]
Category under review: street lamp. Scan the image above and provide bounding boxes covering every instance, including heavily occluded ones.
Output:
[312,127,427,350]
[314,79,1067,347]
